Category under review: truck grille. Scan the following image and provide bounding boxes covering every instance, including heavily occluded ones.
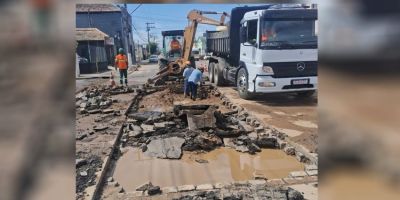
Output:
[264,61,318,78]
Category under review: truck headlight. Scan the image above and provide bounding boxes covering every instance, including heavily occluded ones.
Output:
[262,66,274,74]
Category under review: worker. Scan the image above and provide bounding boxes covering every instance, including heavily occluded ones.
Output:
[114,48,129,86]
[182,62,195,98]
[170,37,181,55]
[187,66,204,101]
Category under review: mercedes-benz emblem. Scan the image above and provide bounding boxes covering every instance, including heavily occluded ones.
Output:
[297,62,306,71]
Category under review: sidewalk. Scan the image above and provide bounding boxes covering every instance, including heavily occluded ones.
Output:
[76,65,138,79]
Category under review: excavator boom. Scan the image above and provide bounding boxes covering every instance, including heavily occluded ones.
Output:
[148,10,229,84]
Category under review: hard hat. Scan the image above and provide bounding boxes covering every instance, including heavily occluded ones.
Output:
[118,48,124,54]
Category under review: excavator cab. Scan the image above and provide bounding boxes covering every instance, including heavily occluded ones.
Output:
[161,30,184,62]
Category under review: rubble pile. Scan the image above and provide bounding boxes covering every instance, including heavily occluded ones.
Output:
[76,87,114,115]
[121,98,283,159]
[75,156,102,194]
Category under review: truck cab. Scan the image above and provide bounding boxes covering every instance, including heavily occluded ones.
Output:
[237,5,318,98]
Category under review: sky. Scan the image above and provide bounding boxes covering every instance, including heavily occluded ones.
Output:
[125,3,265,48]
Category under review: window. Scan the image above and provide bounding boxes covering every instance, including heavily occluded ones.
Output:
[247,20,257,44]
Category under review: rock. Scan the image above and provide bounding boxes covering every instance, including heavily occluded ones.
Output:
[305,164,318,171]
[76,133,88,140]
[277,139,287,149]
[79,108,87,114]
[193,133,222,151]
[147,186,161,195]
[107,177,114,182]
[196,184,214,190]
[254,126,265,133]
[94,125,108,131]
[195,159,209,164]
[80,102,88,108]
[128,130,142,138]
[296,152,307,162]
[248,132,258,141]
[79,171,88,177]
[248,143,261,154]
[238,121,254,133]
[144,137,185,159]
[162,186,178,193]
[136,182,153,191]
[154,122,167,129]
[289,171,307,178]
[76,91,86,99]
[256,136,277,148]
[223,138,235,148]
[140,124,154,134]
[102,109,114,114]
[288,188,304,200]
[119,187,125,193]
[186,106,217,130]
[235,145,249,153]
[88,109,101,114]
[113,182,120,187]
[284,146,296,155]
[177,185,195,192]
[248,179,266,186]
[75,159,87,167]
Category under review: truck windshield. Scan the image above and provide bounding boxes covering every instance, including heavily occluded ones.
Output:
[260,20,317,49]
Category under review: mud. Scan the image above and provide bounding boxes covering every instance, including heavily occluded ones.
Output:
[113,147,304,191]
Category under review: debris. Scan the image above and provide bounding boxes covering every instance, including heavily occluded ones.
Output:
[107,177,114,182]
[186,106,217,130]
[144,137,185,159]
[88,109,101,114]
[75,159,87,167]
[195,158,209,164]
[177,185,196,192]
[93,125,108,131]
[102,109,114,114]
[147,185,161,195]
[238,121,254,133]
[136,182,153,191]
[284,146,296,155]
[79,171,88,177]
[256,135,277,148]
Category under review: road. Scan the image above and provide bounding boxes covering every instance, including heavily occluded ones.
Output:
[75,61,159,92]
[197,60,318,153]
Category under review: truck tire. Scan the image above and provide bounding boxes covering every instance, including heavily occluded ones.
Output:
[213,63,225,86]
[237,68,254,100]
[208,62,215,83]
[296,90,315,98]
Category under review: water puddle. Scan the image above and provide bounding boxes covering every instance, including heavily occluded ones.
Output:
[113,147,304,191]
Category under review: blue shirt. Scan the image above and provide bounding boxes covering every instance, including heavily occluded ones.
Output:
[188,69,203,84]
[183,67,194,80]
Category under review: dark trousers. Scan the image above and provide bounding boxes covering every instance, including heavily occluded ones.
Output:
[188,81,197,99]
[184,79,190,95]
[119,69,128,84]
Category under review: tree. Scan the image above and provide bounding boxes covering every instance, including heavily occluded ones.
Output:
[149,42,158,54]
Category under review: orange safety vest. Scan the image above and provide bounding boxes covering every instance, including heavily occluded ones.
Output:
[170,40,181,50]
[115,54,128,69]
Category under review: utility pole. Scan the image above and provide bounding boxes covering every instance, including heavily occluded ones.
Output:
[145,22,155,56]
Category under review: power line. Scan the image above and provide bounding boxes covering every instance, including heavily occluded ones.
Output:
[129,4,142,15]
[146,22,155,54]
[132,23,147,43]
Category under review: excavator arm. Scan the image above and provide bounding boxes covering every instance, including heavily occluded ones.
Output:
[148,10,229,84]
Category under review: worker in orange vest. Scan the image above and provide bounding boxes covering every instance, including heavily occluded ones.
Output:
[115,48,129,86]
[170,37,181,55]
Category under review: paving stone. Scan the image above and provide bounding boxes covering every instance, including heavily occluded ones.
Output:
[305,164,318,171]
[107,177,113,182]
[93,125,108,131]
[75,159,87,167]
[196,184,214,190]
[305,170,318,176]
[254,126,265,133]
[140,124,154,134]
[177,185,196,192]
[284,146,296,155]
[283,177,304,185]
[162,186,178,193]
[79,171,88,177]
[102,109,114,114]
[238,121,254,133]
[266,179,285,186]
[248,179,266,186]
[277,139,287,149]
[214,182,228,189]
[88,109,101,114]
[289,171,308,178]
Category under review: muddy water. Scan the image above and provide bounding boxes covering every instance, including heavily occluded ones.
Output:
[113,147,303,191]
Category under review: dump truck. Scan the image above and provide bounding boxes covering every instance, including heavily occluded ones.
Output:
[206,5,318,99]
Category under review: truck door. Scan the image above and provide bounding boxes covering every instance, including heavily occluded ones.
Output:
[240,20,258,65]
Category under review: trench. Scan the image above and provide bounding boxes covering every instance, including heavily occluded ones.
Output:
[105,83,305,196]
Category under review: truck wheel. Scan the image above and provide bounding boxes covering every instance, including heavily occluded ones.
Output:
[213,63,225,86]
[296,90,315,98]
[237,68,254,100]
[208,62,215,83]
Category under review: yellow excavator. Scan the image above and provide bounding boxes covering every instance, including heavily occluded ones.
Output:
[149,10,229,83]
